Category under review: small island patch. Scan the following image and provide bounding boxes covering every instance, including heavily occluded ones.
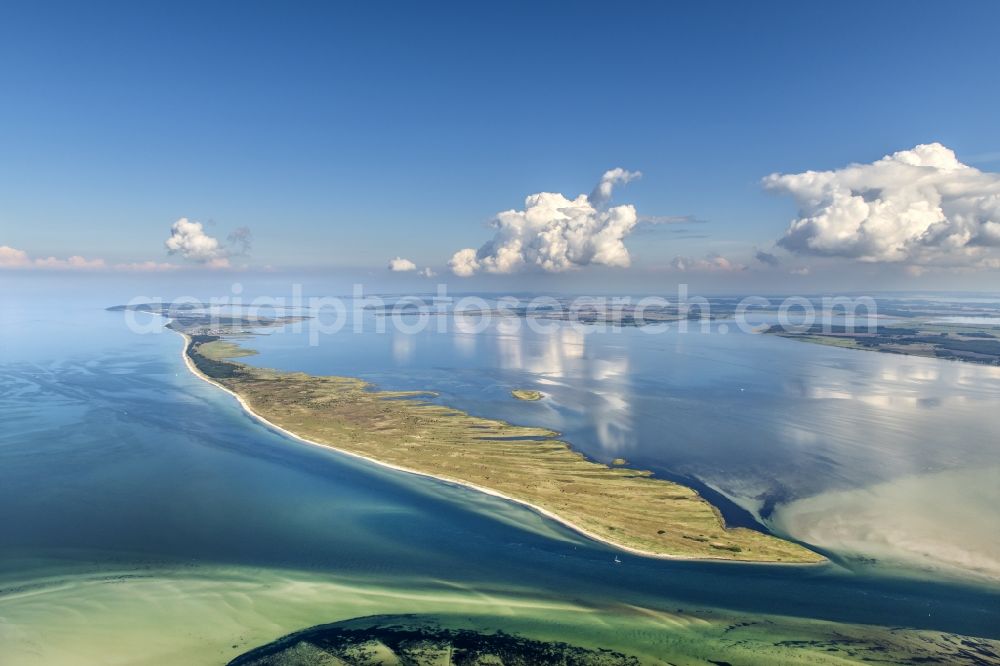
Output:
[511,389,543,401]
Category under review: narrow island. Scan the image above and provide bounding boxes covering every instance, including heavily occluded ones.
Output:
[113,304,822,563]
[511,389,543,401]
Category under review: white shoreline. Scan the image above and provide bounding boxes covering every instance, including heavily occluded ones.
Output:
[175,330,824,566]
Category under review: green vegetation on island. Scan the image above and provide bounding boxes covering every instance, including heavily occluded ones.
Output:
[511,389,543,401]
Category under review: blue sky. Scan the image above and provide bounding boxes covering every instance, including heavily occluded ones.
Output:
[2,1,1000,290]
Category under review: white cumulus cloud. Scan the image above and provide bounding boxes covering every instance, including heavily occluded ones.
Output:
[766,143,1000,268]
[165,218,223,262]
[449,168,642,276]
[449,248,481,277]
[387,256,417,272]
[388,257,437,277]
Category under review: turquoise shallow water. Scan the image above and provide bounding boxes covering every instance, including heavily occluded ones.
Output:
[1,289,999,663]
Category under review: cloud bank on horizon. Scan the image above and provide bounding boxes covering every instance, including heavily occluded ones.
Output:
[449,168,643,276]
[0,246,107,270]
[766,143,1000,269]
[0,244,177,271]
[1,217,251,272]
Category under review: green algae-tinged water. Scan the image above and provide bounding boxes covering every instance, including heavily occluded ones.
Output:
[1,291,999,664]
